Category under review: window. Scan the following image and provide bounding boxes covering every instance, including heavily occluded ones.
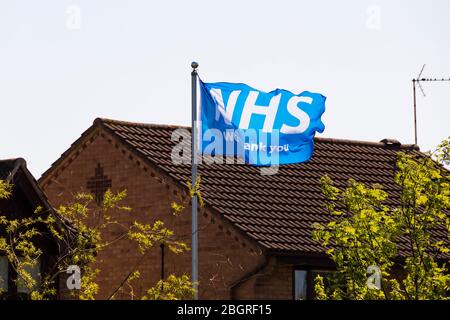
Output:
[294,268,335,300]
[0,256,7,292]
[294,270,307,300]
[17,258,41,294]
[0,256,42,299]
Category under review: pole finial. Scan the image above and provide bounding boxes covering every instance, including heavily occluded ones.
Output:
[191,61,199,70]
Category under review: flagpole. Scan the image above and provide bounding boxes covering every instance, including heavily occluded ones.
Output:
[191,61,199,299]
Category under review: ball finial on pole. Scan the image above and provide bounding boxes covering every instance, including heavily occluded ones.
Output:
[191,61,199,70]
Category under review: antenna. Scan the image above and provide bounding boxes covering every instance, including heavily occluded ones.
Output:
[412,65,450,145]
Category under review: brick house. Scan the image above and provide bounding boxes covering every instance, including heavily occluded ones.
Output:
[38,118,423,300]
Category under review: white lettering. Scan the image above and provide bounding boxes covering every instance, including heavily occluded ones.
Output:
[66,265,81,290]
[239,91,281,133]
[210,89,240,125]
[203,128,224,164]
[224,130,235,142]
[280,96,311,134]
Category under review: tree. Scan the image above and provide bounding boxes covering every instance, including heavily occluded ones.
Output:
[312,137,450,300]
[142,274,195,300]
[0,181,198,300]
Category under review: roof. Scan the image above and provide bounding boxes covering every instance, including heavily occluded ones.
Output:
[0,158,26,181]
[1,158,54,212]
[41,118,447,257]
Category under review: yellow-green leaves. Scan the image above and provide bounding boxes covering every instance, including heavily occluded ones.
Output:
[320,176,339,201]
[187,176,204,207]
[171,202,185,216]
[78,267,99,300]
[142,274,195,300]
[1,177,195,300]
[313,274,328,300]
[102,189,131,212]
[0,180,12,199]
[128,220,188,255]
[313,137,450,300]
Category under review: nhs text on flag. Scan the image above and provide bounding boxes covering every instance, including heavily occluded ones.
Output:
[199,81,326,166]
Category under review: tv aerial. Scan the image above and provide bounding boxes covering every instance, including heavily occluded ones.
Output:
[412,64,450,145]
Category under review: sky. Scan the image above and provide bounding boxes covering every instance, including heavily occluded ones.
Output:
[0,0,449,177]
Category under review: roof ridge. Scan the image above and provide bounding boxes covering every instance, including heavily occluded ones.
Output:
[0,158,26,165]
[314,137,419,150]
[95,118,189,130]
[96,118,419,151]
[0,158,26,181]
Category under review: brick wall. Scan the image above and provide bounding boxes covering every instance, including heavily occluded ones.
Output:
[40,128,269,299]
[232,258,293,300]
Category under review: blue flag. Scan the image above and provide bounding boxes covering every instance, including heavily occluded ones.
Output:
[199,80,326,166]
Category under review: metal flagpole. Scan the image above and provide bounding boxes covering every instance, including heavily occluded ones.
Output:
[191,61,199,299]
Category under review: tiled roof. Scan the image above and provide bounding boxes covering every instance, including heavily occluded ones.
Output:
[1,158,56,214]
[41,118,449,257]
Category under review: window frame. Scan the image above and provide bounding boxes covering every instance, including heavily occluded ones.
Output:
[292,266,335,300]
[0,255,42,299]
[17,257,41,294]
[0,255,8,293]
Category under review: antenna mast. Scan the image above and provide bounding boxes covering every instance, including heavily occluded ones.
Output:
[412,64,450,145]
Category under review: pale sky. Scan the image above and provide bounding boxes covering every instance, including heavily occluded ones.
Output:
[1,0,449,177]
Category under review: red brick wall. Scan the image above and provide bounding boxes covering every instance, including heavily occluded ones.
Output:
[40,128,268,300]
[232,258,293,300]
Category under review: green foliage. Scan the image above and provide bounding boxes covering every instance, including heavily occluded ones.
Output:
[313,137,450,300]
[142,274,195,300]
[78,266,100,300]
[0,183,195,300]
[0,180,12,199]
[171,202,185,216]
[187,176,204,208]
[313,274,328,300]
[128,220,189,255]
